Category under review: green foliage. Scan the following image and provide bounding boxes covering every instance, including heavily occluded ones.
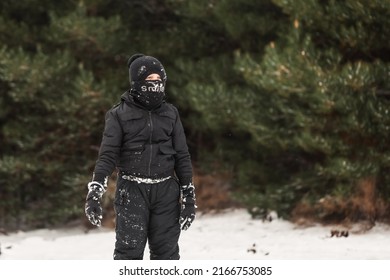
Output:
[1,0,389,229]
[229,1,390,218]
[0,1,123,229]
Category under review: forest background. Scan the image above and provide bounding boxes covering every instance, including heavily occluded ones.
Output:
[0,0,389,230]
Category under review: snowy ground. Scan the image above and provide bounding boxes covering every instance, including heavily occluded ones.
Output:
[1,209,390,260]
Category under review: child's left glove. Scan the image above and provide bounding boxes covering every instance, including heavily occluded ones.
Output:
[179,182,196,231]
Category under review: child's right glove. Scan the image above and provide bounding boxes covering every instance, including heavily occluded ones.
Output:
[179,182,196,231]
[85,180,106,227]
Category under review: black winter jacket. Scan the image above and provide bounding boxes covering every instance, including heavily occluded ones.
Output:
[93,92,192,186]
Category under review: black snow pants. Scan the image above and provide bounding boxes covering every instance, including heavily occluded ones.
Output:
[113,176,181,260]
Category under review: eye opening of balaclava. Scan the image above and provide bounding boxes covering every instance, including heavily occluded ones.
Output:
[127,54,167,110]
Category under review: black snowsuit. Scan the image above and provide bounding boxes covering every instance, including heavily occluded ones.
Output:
[93,92,192,260]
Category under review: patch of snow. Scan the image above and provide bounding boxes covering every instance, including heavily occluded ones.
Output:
[1,209,389,260]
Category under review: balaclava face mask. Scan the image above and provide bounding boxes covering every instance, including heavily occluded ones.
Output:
[127,54,167,110]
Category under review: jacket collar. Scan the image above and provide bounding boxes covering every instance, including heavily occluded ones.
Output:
[121,90,166,112]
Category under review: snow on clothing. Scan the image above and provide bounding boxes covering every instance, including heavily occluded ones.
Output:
[91,91,193,260]
[114,177,181,260]
[92,92,193,187]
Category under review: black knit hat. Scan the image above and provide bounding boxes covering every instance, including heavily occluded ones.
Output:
[127,54,167,86]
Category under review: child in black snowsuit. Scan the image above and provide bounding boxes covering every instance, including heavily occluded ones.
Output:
[84,54,196,260]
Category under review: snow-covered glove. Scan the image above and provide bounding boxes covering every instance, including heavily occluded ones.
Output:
[85,181,106,227]
[179,183,196,231]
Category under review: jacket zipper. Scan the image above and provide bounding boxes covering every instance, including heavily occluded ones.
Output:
[148,111,153,177]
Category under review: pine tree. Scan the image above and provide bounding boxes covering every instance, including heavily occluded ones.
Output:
[0,0,226,230]
[0,1,129,229]
[234,0,390,220]
[164,0,289,164]
[1,0,389,229]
